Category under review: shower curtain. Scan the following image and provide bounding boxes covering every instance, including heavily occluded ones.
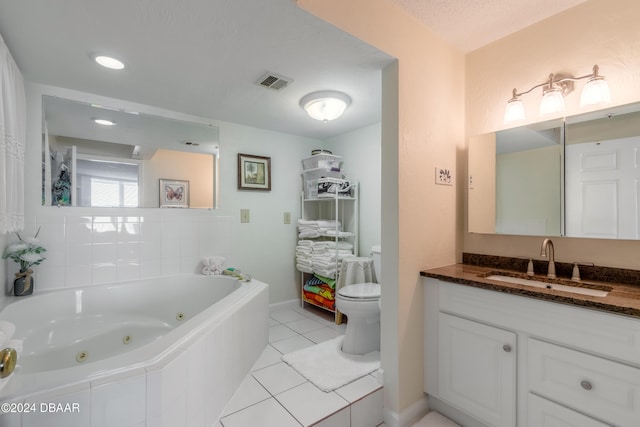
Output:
[0,33,26,234]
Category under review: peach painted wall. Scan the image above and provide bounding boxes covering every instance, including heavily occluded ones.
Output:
[144,149,214,208]
[297,0,465,419]
[465,0,640,268]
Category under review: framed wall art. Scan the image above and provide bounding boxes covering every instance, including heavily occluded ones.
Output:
[238,153,271,191]
[159,179,189,208]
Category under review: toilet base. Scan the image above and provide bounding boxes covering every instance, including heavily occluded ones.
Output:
[341,315,380,355]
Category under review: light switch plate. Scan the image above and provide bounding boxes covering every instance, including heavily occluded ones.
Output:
[240,209,250,223]
[283,212,291,224]
[435,167,454,186]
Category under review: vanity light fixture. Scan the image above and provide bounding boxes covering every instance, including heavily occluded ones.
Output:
[93,118,116,126]
[504,65,610,124]
[300,90,351,122]
[91,54,126,70]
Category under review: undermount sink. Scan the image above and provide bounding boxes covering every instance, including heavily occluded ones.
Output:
[482,273,611,297]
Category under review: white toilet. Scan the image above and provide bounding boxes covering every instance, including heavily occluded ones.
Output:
[336,245,382,355]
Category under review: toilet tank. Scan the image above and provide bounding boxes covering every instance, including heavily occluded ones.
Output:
[371,245,381,282]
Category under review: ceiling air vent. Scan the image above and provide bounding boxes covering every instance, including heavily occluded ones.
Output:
[256,72,293,90]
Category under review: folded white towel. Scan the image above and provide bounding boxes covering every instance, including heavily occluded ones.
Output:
[201,256,225,275]
[297,264,314,274]
[325,230,352,237]
[313,268,336,278]
[299,230,321,238]
[297,240,314,246]
[297,258,313,267]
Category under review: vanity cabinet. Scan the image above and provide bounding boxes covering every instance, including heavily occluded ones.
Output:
[424,277,640,427]
[437,313,516,427]
[527,394,610,427]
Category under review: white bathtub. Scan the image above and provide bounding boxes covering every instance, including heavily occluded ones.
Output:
[0,275,269,427]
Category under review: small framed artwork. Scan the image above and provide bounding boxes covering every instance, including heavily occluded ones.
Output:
[159,179,189,208]
[238,153,271,191]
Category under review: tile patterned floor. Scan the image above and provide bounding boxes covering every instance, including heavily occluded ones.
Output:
[216,303,384,427]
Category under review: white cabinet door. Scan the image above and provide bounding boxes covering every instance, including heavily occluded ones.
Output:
[438,312,516,427]
[528,394,610,427]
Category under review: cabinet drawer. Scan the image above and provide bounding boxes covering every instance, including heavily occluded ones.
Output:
[528,338,640,427]
[528,393,611,427]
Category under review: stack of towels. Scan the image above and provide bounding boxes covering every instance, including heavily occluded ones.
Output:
[0,321,21,392]
[201,256,226,275]
[303,274,337,310]
[297,219,342,238]
[295,240,354,279]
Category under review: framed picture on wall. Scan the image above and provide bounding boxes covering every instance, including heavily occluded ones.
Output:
[238,153,271,191]
[159,179,190,208]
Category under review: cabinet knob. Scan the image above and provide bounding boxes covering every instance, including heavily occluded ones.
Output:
[580,380,593,391]
[502,344,512,352]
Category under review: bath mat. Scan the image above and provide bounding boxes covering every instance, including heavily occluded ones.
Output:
[412,411,460,427]
[281,336,380,392]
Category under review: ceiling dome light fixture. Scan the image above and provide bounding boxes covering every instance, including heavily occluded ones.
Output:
[92,54,126,70]
[504,64,610,124]
[93,118,116,126]
[300,90,351,122]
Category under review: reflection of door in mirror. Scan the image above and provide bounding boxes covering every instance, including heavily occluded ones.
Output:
[565,110,640,239]
[468,120,563,237]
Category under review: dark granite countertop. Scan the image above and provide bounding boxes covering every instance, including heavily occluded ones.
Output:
[421,262,640,319]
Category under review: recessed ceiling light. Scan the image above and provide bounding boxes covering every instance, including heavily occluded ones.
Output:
[93,118,116,126]
[92,54,125,70]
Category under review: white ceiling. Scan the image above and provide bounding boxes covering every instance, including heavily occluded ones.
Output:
[0,0,587,141]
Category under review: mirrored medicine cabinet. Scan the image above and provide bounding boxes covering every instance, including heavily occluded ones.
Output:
[468,101,640,240]
[41,95,220,209]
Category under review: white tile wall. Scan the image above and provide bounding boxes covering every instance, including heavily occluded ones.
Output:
[90,375,146,427]
[7,213,235,291]
[21,387,91,427]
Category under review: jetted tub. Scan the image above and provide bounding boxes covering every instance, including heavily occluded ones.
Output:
[0,275,269,427]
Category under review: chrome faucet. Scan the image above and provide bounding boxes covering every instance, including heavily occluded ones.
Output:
[540,238,556,278]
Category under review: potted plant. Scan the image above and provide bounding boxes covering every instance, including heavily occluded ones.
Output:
[2,230,46,296]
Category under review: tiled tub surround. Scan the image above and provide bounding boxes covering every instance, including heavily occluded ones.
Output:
[5,212,235,294]
[422,253,640,318]
[0,277,269,427]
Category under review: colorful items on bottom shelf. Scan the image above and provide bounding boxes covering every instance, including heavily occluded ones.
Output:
[303,274,336,310]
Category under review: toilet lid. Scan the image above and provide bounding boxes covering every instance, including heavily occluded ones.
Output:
[338,283,381,299]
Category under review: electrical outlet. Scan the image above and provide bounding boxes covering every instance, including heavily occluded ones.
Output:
[240,209,250,223]
[283,211,291,224]
[435,167,454,186]
[469,175,474,189]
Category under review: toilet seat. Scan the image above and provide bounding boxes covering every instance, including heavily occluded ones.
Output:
[337,283,380,301]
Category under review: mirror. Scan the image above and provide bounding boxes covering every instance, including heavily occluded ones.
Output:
[469,119,563,236]
[469,101,640,240]
[42,96,219,209]
[565,104,640,239]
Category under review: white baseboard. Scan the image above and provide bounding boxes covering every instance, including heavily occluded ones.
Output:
[269,298,300,312]
[383,394,429,427]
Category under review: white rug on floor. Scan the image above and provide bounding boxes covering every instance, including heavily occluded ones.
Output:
[281,336,380,392]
